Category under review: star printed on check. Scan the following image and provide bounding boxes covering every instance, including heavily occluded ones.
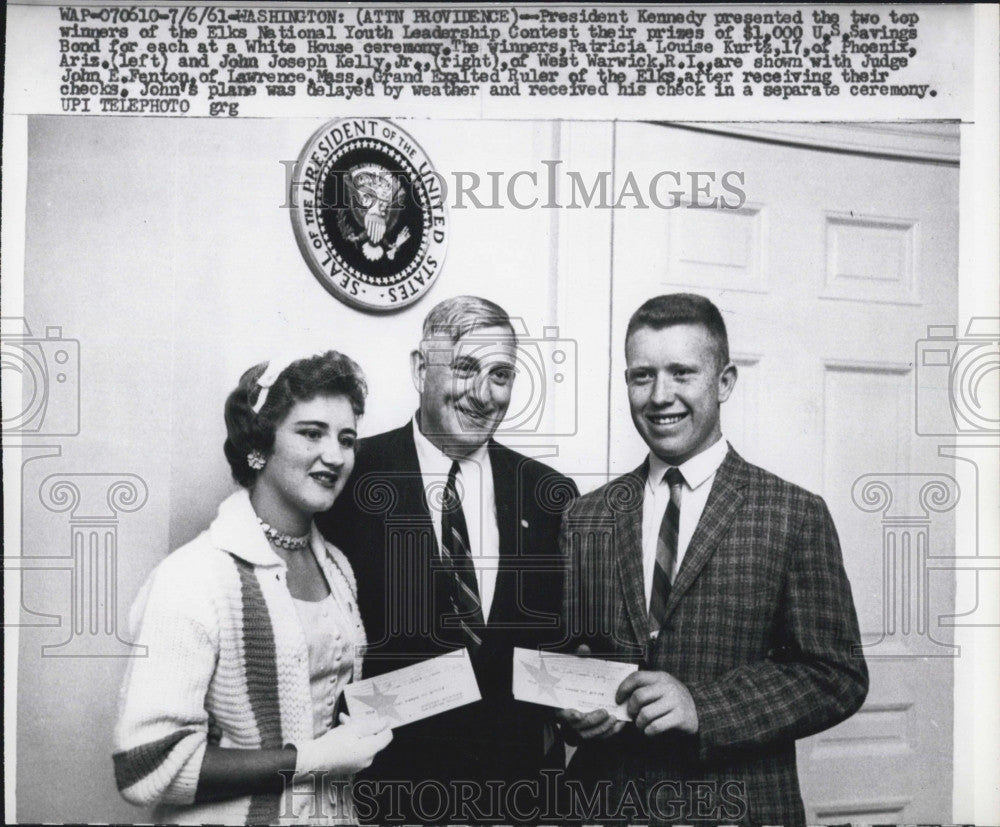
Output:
[522,654,562,702]
[350,681,404,724]
[290,118,448,313]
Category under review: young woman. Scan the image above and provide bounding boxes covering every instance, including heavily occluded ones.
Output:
[114,351,391,825]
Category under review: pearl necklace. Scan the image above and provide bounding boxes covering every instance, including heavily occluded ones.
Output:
[257,517,310,551]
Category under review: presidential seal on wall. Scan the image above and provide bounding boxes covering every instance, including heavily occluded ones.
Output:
[290,118,448,312]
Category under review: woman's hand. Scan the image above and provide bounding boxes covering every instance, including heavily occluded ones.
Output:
[294,714,393,779]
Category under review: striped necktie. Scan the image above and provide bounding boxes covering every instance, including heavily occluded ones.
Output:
[440,460,485,652]
[649,466,684,634]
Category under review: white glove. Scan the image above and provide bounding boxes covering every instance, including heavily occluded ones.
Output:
[293,714,392,780]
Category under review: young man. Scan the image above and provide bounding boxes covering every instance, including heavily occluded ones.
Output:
[557,293,868,826]
[319,295,577,823]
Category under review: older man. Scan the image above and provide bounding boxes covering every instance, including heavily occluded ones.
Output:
[319,295,577,823]
[557,293,868,826]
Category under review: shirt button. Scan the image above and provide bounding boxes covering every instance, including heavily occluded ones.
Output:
[322,610,329,618]
[334,630,342,640]
[326,697,335,706]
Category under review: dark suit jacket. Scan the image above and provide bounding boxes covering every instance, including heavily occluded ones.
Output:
[561,446,868,827]
[317,421,578,821]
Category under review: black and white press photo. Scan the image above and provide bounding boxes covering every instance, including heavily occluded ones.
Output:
[3,3,997,825]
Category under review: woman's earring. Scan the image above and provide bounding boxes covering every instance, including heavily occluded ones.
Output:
[247,450,266,471]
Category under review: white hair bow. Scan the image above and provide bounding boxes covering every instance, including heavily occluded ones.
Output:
[252,351,303,414]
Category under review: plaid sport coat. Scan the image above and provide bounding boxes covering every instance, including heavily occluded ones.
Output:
[561,446,868,827]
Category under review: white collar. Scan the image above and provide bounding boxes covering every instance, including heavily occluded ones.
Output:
[647,436,728,491]
[411,414,490,474]
[208,488,326,568]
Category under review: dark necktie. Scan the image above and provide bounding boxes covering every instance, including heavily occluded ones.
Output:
[440,460,485,651]
[649,466,684,634]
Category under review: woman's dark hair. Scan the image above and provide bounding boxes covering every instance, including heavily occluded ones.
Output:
[223,351,367,487]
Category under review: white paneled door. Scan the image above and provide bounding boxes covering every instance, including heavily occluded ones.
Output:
[609,122,959,822]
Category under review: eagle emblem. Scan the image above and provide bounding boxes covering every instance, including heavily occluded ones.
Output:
[338,163,412,262]
[290,119,448,312]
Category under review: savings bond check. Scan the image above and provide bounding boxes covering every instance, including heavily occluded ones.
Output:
[344,649,482,728]
[512,647,638,722]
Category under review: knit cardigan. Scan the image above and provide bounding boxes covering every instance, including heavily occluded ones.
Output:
[113,489,365,825]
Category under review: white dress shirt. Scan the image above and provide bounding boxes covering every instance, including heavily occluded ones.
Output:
[412,417,499,621]
[642,436,729,611]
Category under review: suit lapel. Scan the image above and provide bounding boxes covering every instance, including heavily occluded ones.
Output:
[395,423,456,654]
[613,462,651,647]
[662,447,749,620]
[489,441,516,560]
[396,423,436,526]
[486,441,516,626]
